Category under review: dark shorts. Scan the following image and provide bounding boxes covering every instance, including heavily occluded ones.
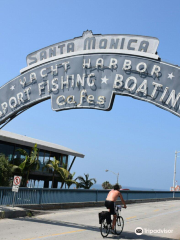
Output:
[105,200,115,215]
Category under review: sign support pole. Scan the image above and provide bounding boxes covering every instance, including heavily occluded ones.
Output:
[12,192,16,208]
[173,151,180,198]
[12,175,22,207]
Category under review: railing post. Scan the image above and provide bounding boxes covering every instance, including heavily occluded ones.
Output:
[39,189,43,204]
[0,189,3,205]
[96,190,98,202]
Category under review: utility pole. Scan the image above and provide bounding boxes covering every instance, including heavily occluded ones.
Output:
[173,151,180,198]
[105,170,119,184]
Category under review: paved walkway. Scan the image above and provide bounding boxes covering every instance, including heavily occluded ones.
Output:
[1,200,180,239]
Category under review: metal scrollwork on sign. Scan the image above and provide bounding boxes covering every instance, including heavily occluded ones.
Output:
[0,31,180,127]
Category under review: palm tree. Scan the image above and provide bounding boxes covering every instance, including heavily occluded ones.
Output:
[75,173,96,189]
[0,154,12,186]
[44,157,69,188]
[102,181,122,190]
[102,181,113,189]
[12,144,39,187]
[64,172,77,189]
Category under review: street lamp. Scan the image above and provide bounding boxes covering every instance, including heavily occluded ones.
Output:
[173,151,180,198]
[105,169,119,184]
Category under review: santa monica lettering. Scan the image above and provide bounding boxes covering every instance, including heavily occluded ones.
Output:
[26,31,159,67]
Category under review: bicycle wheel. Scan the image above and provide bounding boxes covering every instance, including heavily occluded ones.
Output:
[115,216,124,235]
[100,219,109,237]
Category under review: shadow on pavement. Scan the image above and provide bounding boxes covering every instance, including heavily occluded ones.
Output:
[13,217,175,240]
[109,232,176,240]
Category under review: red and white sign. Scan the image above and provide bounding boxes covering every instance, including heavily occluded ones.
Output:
[12,176,22,193]
[13,176,22,186]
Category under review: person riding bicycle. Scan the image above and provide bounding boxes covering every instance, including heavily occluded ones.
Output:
[105,184,127,233]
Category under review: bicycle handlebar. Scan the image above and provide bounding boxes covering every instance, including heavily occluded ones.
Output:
[116,205,126,209]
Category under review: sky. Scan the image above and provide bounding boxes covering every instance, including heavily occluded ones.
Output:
[1,0,180,190]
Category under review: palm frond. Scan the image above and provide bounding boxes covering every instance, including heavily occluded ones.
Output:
[11,165,21,173]
[19,159,27,170]
[75,173,96,189]
[62,162,67,169]
[45,164,53,169]
[85,174,89,181]
[30,144,38,161]
[17,149,28,157]
[65,179,77,185]
[89,178,97,183]
[35,161,40,170]
[58,168,69,179]
[75,176,86,183]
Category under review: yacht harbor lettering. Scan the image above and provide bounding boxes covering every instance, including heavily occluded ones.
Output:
[1,56,180,119]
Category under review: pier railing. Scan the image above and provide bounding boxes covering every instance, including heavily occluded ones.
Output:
[0,187,180,206]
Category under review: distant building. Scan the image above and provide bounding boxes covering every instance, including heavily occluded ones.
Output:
[170,185,180,191]
[0,130,84,188]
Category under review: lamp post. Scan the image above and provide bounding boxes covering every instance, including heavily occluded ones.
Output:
[105,169,119,184]
[173,151,180,198]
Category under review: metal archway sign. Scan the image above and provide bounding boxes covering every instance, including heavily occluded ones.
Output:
[1,30,180,126]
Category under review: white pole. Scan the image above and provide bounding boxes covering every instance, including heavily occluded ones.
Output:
[173,151,177,198]
[12,192,16,208]
[106,170,119,184]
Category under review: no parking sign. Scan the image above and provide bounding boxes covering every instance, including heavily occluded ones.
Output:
[12,176,22,192]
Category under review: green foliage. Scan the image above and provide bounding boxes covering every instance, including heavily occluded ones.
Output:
[12,144,39,187]
[44,157,70,188]
[0,211,5,219]
[59,169,78,189]
[62,162,67,169]
[76,173,96,189]
[0,155,12,186]
[45,160,77,189]
[102,181,113,189]
[26,211,33,217]
[102,181,122,190]
[64,172,77,189]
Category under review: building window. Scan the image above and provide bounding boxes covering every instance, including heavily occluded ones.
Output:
[50,152,60,164]
[44,152,50,164]
[13,145,30,166]
[0,141,14,163]
[58,154,62,166]
[62,155,68,168]
[0,140,70,174]
[38,151,44,171]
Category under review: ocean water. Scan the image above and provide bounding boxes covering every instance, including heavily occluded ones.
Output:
[92,184,168,191]
[32,181,168,191]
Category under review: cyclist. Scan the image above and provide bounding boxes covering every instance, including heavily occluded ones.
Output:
[105,184,127,233]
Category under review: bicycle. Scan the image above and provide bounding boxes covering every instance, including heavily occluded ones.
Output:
[100,205,124,237]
